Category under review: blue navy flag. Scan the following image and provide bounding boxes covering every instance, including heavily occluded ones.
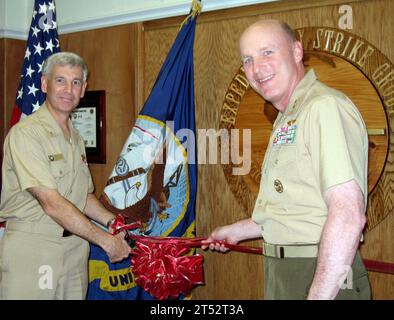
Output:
[87,2,200,300]
[9,0,60,126]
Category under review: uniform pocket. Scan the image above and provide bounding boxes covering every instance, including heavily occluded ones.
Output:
[335,272,371,300]
[276,145,297,167]
[49,161,71,197]
[49,160,70,179]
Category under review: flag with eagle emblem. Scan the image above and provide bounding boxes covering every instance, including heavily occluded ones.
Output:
[87,1,200,300]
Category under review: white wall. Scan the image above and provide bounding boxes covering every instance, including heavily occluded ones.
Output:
[1,0,31,39]
[55,0,194,34]
[0,0,5,37]
[0,0,276,39]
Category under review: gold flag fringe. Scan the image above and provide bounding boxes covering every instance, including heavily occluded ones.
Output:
[179,0,202,30]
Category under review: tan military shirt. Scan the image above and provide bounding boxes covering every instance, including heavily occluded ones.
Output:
[252,69,368,245]
[0,103,94,225]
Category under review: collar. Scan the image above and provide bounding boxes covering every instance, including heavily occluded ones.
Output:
[36,103,75,140]
[281,68,317,117]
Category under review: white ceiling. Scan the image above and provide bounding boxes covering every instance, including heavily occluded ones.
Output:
[0,0,277,39]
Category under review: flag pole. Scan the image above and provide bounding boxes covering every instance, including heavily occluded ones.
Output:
[179,0,202,30]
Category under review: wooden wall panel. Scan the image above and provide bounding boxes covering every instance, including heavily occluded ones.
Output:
[60,24,141,196]
[143,0,394,299]
[1,38,26,186]
[3,39,25,131]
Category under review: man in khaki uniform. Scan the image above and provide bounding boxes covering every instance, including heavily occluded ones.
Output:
[0,52,130,299]
[204,20,371,299]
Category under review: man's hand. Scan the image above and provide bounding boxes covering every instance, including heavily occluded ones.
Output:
[202,218,262,252]
[202,224,237,252]
[103,233,132,263]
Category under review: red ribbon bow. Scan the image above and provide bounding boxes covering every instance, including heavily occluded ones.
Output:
[109,215,204,300]
[110,214,262,300]
[131,238,204,300]
[110,214,142,235]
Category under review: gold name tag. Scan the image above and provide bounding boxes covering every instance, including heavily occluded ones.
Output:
[48,153,64,162]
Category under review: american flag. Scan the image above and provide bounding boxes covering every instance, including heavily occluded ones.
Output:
[9,0,60,127]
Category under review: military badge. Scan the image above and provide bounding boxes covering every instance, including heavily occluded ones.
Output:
[273,125,297,145]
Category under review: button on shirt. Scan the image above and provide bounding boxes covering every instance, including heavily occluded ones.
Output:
[252,69,368,245]
[0,104,94,225]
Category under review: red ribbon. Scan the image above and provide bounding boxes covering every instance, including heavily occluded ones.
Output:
[109,215,263,300]
[128,234,263,254]
[111,217,263,254]
[110,214,142,235]
[130,237,204,300]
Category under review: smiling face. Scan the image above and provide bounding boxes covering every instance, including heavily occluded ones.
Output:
[240,20,304,112]
[41,64,87,116]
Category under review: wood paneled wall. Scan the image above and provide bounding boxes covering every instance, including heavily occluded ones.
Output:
[1,38,26,187]
[3,39,25,127]
[142,0,394,299]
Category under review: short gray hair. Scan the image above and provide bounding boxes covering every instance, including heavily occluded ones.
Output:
[42,52,89,82]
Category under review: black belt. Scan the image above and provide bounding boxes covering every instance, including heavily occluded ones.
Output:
[62,229,72,237]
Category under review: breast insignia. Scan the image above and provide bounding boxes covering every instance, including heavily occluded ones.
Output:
[274,179,284,193]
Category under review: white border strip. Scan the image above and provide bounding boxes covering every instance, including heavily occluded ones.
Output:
[0,28,27,40]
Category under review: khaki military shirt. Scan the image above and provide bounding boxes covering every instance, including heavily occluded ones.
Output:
[0,104,94,225]
[252,69,368,245]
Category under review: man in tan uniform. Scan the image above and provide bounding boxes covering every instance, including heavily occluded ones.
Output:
[0,52,130,299]
[204,20,371,299]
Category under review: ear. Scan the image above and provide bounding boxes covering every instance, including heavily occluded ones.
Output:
[41,75,48,93]
[293,41,303,63]
[80,81,88,98]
